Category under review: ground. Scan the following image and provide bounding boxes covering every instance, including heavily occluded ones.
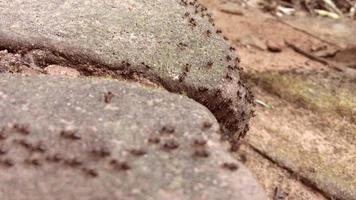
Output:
[199,0,356,199]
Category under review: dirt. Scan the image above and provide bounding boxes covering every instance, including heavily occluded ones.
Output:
[235,144,328,200]
[248,87,355,200]
[199,0,355,199]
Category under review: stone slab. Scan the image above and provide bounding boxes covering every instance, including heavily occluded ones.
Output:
[0,0,255,143]
[0,74,266,200]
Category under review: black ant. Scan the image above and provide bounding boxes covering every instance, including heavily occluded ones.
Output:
[104,91,115,103]
[60,129,81,140]
[82,167,99,177]
[162,139,179,151]
[222,162,239,171]
[189,18,197,27]
[206,30,212,37]
[193,148,210,158]
[110,159,131,171]
[128,148,147,156]
[179,72,187,82]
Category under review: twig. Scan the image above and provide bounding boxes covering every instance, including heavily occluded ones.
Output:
[315,9,340,19]
[219,8,243,15]
[256,99,273,109]
[271,18,343,49]
[322,0,343,16]
[285,41,344,71]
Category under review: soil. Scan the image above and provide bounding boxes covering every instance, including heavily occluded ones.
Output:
[235,144,328,200]
[199,0,355,199]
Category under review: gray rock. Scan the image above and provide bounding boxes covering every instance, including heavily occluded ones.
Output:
[0,0,254,144]
[0,74,266,200]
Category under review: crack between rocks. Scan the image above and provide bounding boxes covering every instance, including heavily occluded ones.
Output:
[0,46,254,150]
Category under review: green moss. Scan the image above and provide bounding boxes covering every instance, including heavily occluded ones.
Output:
[253,71,355,123]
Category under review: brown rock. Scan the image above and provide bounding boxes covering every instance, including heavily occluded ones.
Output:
[45,65,80,77]
[266,40,284,53]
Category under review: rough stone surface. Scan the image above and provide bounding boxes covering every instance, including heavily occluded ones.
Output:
[0,74,266,200]
[0,0,254,143]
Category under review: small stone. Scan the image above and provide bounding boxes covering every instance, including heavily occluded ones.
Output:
[44,65,80,77]
[18,65,42,75]
[266,40,284,53]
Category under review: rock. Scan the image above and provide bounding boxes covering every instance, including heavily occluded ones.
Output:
[45,65,80,77]
[17,65,41,75]
[0,0,254,143]
[266,40,284,53]
[0,74,267,200]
